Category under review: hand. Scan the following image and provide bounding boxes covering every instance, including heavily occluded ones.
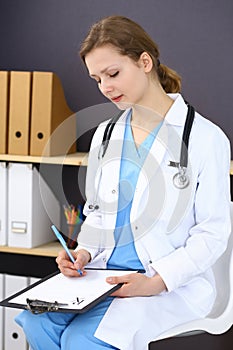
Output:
[106,273,167,297]
[56,249,91,277]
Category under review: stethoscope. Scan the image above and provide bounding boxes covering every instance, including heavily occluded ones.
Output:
[88,104,195,211]
[170,104,195,189]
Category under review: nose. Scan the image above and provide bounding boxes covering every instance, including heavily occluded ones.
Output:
[99,79,114,96]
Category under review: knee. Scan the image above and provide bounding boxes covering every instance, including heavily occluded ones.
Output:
[15,310,43,337]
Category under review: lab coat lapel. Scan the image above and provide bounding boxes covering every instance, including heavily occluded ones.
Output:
[131,94,189,219]
[131,123,168,219]
[100,111,128,229]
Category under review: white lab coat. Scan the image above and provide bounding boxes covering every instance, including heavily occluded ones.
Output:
[76,94,231,350]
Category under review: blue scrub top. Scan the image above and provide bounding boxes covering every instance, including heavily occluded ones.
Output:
[107,111,163,270]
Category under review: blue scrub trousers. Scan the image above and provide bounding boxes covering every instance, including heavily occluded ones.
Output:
[15,297,118,350]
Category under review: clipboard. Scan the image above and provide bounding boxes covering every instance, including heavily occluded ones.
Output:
[0,269,139,314]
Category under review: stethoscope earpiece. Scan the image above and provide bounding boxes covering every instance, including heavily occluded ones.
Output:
[88,204,99,211]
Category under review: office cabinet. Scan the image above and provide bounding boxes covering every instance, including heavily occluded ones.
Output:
[4,274,29,350]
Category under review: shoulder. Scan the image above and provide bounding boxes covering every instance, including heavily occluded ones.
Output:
[192,111,230,149]
[190,111,231,174]
[89,109,129,150]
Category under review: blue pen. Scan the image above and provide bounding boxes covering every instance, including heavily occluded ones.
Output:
[51,225,83,276]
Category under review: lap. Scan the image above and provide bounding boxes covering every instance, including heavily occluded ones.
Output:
[15,297,117,350]
[61,297,117,349]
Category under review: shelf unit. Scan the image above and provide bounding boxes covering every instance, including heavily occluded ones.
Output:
[0,154,232,261]
[1,154,231,173]
[0,241,61,257]
[0,152,88,166]
[0,152,88,276]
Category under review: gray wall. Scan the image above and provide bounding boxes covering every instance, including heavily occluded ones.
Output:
[0,0,232,152]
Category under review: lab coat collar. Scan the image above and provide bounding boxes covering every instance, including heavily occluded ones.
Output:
[165,93,189,126]
[116,94,189,128]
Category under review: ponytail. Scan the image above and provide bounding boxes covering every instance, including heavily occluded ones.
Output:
[157,63,181,93]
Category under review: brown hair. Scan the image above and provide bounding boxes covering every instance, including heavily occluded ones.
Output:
[80,16,181,93]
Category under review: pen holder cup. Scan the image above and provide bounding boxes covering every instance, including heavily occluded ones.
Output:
[66,223,81,249]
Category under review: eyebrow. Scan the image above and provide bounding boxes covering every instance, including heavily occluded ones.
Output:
[89,66,118,78]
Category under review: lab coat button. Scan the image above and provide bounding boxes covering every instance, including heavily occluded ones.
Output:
[135,226,138,230]
[103,257,107,262]
[112,189,116,194]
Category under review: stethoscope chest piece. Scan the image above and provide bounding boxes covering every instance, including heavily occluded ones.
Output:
[173,167,189,189]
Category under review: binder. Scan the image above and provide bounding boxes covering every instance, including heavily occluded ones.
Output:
[8,162,60,248]
[0,71,9,154]
[0,162,8,246]
[4,274,28,350]
[0,269,137,314]
[0,274,4,350]
[30,71,76,156]
[8,71,32,155]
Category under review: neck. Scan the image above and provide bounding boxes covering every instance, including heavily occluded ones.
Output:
[131,81,174,128]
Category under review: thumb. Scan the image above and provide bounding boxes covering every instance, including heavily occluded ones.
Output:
[106,276,118,284]
[106,275,129,285]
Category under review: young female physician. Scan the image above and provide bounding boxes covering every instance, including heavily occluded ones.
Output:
[16,16,231,350]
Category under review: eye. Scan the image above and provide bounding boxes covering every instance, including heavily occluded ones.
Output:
[109,71,119,78]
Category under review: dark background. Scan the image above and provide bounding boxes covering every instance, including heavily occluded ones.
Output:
[0,0,233,151]
[0,0,233,231]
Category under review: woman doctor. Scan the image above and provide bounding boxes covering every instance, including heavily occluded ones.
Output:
[16,15,231,350]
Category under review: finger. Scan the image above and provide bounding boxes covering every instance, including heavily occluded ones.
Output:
[73,260,84,271]
[106,274,131,285]
[74,250,89,266]
[56,249,76,265]
[59,264,87,277]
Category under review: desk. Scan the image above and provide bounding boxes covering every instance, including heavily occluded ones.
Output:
[0,242,60,278]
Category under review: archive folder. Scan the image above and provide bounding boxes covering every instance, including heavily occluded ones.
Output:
[4,274,28,350]
[8,71,32,155]
[0,71,9,154]
[0,269,136,314]
[8,162,60,248]
[30,71,76,156]
[0,162,8,246]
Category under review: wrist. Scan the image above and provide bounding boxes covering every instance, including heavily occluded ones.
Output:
[149,274,167,295]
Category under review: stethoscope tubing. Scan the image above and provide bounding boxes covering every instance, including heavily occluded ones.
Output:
[90,104,195,210]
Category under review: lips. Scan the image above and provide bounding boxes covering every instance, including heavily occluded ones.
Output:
[111,95,123,103]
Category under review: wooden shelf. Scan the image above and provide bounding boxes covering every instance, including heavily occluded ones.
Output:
[1,153,232,173]
[0,241,61,257]
[0,152,88,166]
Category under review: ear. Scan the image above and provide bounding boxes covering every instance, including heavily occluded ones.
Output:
[139,52,153,73]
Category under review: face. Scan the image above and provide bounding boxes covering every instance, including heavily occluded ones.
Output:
[85,45,153,109]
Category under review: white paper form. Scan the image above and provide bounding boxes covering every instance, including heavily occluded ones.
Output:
[7,269,135,313]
